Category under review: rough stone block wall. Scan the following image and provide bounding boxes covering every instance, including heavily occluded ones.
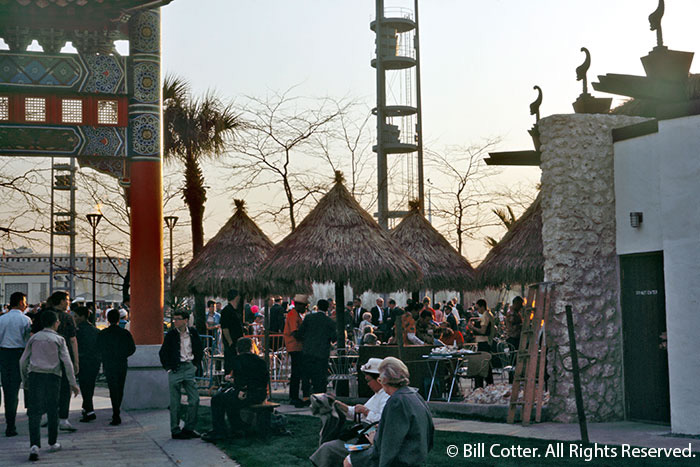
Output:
[538,113,648,423]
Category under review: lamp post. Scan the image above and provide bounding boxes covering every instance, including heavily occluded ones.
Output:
[86,213,102,314]
[164,216,178,307]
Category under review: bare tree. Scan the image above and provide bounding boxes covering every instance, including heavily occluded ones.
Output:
[425,140,504,255]
[228,88,355,232]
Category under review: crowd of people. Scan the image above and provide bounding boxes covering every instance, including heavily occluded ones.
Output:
[0,287,526,465]
[0,290,135,461]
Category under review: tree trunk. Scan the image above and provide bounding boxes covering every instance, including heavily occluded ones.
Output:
[183,154,207,334]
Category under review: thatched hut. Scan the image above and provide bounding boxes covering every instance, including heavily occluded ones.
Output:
[391,200,476,293]
[172,199,274,296]
[259,172,422,345]
[476,195,543,289]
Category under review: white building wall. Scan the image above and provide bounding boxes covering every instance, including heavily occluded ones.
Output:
[614,114,700,435]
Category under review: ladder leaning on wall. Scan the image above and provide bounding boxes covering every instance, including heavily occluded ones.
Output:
[507,282,554,425]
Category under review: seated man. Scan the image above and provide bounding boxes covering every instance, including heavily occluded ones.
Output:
[415,310,439,345]
[310,358,389,467]
[203,337,269,442]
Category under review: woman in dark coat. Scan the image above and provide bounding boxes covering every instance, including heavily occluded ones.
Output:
[346,357,434,467]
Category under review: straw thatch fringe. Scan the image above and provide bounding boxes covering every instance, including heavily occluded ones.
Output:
[259,173,422,293]
[172,200,276,296]
[476,195,543,289]
[390,201,476,292]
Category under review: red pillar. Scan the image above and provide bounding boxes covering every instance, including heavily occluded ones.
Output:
[128,9,164,345]
[129,161,164,344]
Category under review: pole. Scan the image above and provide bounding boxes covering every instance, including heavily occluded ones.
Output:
[375,0,388,229]
[264,296,271,397]
[169,226,173,300]
[164,216,178,316]
[92,221,96,311]
[414,0,425,213]
[86,213,102,314]
[335,282,345,349]
[565,305,589,444]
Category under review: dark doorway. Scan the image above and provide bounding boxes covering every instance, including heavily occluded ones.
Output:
[619,252,670,424]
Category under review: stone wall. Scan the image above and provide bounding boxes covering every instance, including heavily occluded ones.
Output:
[538,113,647,422]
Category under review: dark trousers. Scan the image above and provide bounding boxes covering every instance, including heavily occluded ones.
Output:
[59,371,71,419]
[305,355,329,394]
[0,348,24,431]
[211,388,265,436]
[223,343,237,374]
[474,341,494,388]
[104,364,127,418]
[78,362,100,413]
[27,372,60,448]
[289,351,310,401]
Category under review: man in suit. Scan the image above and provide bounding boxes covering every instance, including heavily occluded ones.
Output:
[159,309,203,439]
[351,298,367,329]
[370,297,386,329]
[97,309,136,426]
[74,306,100,423]
[269,296,285,333]
[296,299,337,394]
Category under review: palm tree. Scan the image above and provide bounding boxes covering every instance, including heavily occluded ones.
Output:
[163,75,241,331]
[485,206,517,248]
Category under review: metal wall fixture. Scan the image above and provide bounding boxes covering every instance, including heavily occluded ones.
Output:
[630,212,643,228]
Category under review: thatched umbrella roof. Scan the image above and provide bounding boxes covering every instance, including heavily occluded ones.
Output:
[172,199,274,296]
[390,200,476,291]
[476,195,543,289]
[259,172,422,293]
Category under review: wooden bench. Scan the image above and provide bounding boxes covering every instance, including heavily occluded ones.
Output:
[241,401,280,437]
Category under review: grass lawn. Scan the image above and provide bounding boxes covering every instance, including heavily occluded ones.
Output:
[196,409,697,466]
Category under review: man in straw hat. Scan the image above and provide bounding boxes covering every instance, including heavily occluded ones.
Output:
[284,294,311,407]
[309,358,390,467]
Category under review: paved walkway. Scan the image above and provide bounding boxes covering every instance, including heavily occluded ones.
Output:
[0,387,238,466]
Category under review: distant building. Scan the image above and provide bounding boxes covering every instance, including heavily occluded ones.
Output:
[0,247,128,305]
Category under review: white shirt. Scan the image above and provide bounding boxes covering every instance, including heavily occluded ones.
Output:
[178,328,194,362]
[374,306,384,323]
[347,388,390,424]
[451,306,461,322]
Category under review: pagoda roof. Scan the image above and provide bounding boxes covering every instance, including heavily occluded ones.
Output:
[0,0,174,35]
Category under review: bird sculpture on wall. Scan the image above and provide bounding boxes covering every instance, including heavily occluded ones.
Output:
[576,47,591,95]
[649,0,665,48]
[530,85,543,123]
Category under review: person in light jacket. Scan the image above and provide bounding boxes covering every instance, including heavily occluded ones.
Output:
[20,311,79,462]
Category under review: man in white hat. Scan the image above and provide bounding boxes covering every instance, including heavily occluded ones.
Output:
[309,358,390,467]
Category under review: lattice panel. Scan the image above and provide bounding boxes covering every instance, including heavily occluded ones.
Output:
[25,97,46,122]
[0,97,8,120]
[97,100,118,125]
[61,99,83,123]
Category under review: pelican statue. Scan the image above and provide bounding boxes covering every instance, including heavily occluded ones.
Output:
[649,0,664,48]
[530,85,543,123]
[576,47,591,95]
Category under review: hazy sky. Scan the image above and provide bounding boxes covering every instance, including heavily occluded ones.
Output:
[152,0,700,262]
[6,0,699,263]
